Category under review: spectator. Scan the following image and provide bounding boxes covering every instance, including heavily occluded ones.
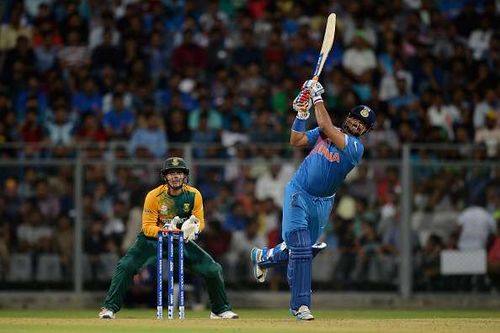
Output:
[45,105,74,145]
[249,110,282,143]
[352,221,382,283]
[427,92,461,140]
[457,206,496,251]
[57,30,90,70]
[91,29,121,72]
[417,234,444,290]
[473,88,498,129]
[34,179,61,220]
[201,220,231,262]
[19,109,43,144]
[188,96,223,131]
[76,114,107,142]
[103,92,135,139]
[165,109,191,143]
[103,200,127,246]
[342,32,377,78]
[232,29,262,69]
[255,162,294,208]
[2,35,35,85]
[89,11,120,50]
[0,9,32,51]
[16,205,52,252]
[72,77,102,116]
[388,72,418,109]
[454,1,480,37]
[128,113,167,158]
[15,76,49,122]
[35,32,60,73]
[191,112,220,158]
[475,112,500,158]
[102,82,133,114]
[145,31,169,84]
[54,215,73,276]
[171,30,207,73]
[221,116,249,157]
[468,18,493,60]
[32,4,62,47]
[224,201,250,231]
[225,219,265,282]
[84,220,106,281]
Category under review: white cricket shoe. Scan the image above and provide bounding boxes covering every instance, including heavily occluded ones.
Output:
[210,310,239,319]
[291,305,314,321]
[98,307,115,319]
[250,247,267,283]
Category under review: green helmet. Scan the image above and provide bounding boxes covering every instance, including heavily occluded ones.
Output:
[160,157,189,182]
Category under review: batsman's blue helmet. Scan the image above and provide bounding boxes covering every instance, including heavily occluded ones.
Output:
[347,105,376,133]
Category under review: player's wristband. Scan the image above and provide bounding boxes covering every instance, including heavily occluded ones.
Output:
[312,95,323,104]
[292,118,306,132]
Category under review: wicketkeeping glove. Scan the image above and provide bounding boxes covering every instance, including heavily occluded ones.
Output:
[302,80,324,104]
[292,89,312,120]
[162,216,183,230]
[181,215,200,243]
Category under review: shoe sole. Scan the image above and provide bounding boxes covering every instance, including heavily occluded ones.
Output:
[250,248,267,282]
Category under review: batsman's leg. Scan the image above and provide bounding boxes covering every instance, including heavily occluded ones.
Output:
[253,242,327,269]
[286,228,314,320]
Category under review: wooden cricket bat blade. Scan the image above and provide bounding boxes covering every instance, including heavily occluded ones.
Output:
[312,13,336,80]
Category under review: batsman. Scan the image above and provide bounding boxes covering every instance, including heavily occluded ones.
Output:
[251,81,376,320]
[99,157,238,319]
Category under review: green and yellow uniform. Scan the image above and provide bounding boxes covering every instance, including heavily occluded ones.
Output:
[103,183,232,314]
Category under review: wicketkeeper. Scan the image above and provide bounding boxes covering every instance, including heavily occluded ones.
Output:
[99,157,238,319]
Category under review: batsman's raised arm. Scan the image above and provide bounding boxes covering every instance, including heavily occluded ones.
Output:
[303,80,347,150]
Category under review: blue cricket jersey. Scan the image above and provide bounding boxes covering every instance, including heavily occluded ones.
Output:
[291,127,364,198]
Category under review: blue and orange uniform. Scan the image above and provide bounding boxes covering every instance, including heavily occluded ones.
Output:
[284,127,364,242]
[252,93,375,317]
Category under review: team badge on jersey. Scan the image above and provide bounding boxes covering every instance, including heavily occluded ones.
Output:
[183,203,190,212]
[160,205,169,215]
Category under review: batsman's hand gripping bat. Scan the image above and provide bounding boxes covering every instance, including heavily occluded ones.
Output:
[312,13,336,81]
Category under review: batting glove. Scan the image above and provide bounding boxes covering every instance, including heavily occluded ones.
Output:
[302,80,324,104]
[292,89,312,120]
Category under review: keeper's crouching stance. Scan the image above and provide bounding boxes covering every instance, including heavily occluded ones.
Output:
[251,80,376,320]
[99,157,238,319]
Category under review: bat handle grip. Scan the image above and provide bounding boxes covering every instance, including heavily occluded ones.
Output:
[312,76,319,81]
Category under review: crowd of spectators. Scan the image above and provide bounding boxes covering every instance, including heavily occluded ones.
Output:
[0,0,500,292]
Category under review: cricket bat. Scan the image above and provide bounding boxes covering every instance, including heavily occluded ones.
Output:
[312,13,336,81]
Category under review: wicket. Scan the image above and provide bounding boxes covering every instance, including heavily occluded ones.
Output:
[157,230,185,320]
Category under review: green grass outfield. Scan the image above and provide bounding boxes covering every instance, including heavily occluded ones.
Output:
[1,309,500,333]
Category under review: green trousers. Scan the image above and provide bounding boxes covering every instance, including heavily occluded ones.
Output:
[103,232,232,314]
